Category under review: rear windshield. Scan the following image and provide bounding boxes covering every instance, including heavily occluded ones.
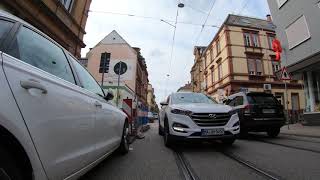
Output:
[247,94,279,105]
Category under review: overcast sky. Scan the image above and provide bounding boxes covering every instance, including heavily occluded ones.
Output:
[81,0,270,105]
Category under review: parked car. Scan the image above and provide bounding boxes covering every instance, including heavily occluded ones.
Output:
[153,113,159,120]
[225,92,285,138]
[0,11,129,180]
[158,92,240,147]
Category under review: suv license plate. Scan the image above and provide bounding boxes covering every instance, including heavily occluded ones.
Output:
[263,109,275,114]
[201,128,224,136]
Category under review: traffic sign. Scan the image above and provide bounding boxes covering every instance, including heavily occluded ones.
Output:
[114,61,127,75]
[281,67,291,80]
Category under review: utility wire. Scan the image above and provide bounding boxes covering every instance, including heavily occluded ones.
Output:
[89,10,220,28]
[165,6,180,97]
[194,0,217,45]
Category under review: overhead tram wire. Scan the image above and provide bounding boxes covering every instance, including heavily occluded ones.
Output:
[164,5,180,97]
[194,0,217,45]
[89,10,220,28]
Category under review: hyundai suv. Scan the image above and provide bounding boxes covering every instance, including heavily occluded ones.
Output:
[0,11,129,180]
[225,92,285,138]
[159,92,240,147]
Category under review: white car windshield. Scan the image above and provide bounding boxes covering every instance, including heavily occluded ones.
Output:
[171,93,217,104]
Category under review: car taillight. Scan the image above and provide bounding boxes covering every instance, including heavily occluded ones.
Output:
[244,105,252,114]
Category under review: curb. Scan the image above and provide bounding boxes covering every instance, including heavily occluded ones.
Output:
[280,133,320,139]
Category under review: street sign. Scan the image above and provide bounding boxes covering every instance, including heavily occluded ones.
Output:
[114,61,127,75]
[281,67,291,80]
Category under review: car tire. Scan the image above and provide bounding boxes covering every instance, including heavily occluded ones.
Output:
[0,147,25,180]
[163,120,174,148]
[239,129,248,139]
[267,128,280,138]
[221,138,236,145]
[117,121,130,155]
[158,122,164,136]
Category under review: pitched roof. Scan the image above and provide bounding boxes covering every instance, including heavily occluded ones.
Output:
[99,30,129,45]
[225,14,276,31]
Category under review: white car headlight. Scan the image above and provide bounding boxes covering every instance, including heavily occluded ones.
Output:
[170,108,192,116]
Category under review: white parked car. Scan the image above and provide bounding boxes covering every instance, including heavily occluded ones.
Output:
[159,92,240,147]
[0,11,129,180]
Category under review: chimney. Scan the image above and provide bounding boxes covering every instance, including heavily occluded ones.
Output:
[266,14,272,22]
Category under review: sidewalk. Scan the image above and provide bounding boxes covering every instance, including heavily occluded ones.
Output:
[281,123,320,138]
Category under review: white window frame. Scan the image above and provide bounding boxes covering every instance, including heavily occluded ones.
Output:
[60,0,74,12]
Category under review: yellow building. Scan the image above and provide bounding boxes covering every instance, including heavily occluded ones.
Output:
[195,14,304,115]
[191,46,206,92]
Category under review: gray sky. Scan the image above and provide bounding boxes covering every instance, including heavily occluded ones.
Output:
[81,0,270,105]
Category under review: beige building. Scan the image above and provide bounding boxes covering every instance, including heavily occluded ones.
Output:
[193,14,304,114]
[147,84,158,113]
[86,30,149,109]
[177,83,192,92]
[191,46,206,92]
[0,0,91,58]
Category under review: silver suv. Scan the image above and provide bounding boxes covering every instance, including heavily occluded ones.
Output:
[0,11,129,180]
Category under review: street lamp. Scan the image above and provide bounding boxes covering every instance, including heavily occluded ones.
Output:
[178,3,185,8]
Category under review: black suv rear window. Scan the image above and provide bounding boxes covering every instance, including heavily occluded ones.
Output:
[247,94,279,105]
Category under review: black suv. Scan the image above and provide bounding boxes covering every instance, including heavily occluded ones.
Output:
[225,92,285,138]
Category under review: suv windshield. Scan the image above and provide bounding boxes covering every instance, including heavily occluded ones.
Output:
[247,94,279,105]
[171,93,217,104]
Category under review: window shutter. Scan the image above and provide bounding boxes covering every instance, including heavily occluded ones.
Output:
[256,59,262,75]
[248,58,255,75]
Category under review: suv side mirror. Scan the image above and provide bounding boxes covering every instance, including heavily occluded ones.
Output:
[104,91,114,101]
[160,101,168,106]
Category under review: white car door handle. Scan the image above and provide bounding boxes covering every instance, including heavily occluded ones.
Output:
[94,101,102,108]
[20,80,47,94]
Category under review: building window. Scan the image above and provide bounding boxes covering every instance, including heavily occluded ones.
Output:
[60,0,74,12]
[218,63,222,80]
[267,34,276,49]
[272,60,281,74]
[216,39,221,54]
[244,33,251,47]
[210,67,215,84]
[247,58,263,76]
[285,15,311,49]
[210,49,214,62]
[243,31,260,47]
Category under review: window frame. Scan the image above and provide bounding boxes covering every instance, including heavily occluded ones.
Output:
[243,30,260,48]
[247,57,263,76]
[210,66,215,85]
[217,62,222,80]
[267,33,276,49]
[216,38,221,55]
[9,24,77,84]
[67,53,105,97]
[59,0,74,12]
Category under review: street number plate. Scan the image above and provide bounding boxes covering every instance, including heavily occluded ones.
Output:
[201,128,224,136]
[263,109,276,114]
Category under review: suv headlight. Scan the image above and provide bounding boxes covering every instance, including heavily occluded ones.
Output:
[170,108,192,116]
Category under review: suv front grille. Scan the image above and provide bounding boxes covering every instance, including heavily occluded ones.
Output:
[191,113,230,127]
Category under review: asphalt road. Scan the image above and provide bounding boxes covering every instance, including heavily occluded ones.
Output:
[81,122,320,180]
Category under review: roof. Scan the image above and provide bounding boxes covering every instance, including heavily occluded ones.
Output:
[201,14,276,57]
[225,14,276,31]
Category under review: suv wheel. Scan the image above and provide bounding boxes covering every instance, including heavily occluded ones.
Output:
[117,121,130,154]
[0,147,25,180]
[158,124,164,136]
[163,120,174,147]
[267,128,280,138]
[239,128,248,139]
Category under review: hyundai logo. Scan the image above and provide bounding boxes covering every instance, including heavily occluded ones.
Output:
[208,114,216,119]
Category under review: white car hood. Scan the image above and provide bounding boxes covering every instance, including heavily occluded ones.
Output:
[171,103,232,113]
